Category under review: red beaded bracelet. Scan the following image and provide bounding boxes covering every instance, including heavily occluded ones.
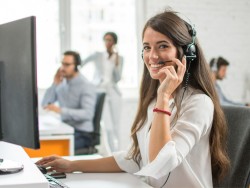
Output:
[153,108,171,116]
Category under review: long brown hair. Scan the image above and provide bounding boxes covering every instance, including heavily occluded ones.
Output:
[127,10,230,183]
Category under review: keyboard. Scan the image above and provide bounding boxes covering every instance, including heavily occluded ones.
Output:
[44,174,70,188]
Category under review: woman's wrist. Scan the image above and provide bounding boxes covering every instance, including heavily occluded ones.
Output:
[156,93,171,109]
[70,160,79,172]
[156,99,170,110]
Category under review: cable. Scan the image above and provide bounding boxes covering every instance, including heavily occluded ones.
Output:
[159,61,192,188]
[160,172,171,188]
[181,59,192,102]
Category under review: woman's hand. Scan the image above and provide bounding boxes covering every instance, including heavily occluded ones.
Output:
[36,155,74,173]
[157,56,186,99]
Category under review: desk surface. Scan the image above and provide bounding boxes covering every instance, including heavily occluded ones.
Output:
[61,172,152,188]
[39,114,74,136]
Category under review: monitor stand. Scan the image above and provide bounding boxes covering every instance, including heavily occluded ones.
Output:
[0,158,24,174]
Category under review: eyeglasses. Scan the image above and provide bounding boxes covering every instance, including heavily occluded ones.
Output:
[103,38,114,43]
[61,62,75,67]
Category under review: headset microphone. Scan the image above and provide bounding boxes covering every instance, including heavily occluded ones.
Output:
[158,60,172,65]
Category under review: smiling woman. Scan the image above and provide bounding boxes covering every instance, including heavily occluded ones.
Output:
[127,10,230,187]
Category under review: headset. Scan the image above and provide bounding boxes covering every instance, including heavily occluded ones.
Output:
[182,22,196,91]
[183,22,197,63]
[74,52,81,72]
[211,58,219,72]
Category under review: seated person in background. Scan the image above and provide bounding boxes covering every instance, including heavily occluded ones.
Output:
[42,51,97,151]
[209,56,250,106]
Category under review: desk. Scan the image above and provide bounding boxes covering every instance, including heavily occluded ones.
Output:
[24,114,75,157]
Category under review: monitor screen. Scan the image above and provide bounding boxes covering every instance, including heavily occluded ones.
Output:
[0,16,40,149]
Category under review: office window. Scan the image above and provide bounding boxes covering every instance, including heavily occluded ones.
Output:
[0,0,138,89]
[71,0,138,88]
[0,0,60,89]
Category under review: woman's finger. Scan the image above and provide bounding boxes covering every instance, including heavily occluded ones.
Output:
[36,155,57,165]
[179,56,187,77]
[159,67,175,81]
[166,66,178,78]
[43,160,58,168]
[46,167,54,172]
[172,57,186,78]
[158,67,175,80]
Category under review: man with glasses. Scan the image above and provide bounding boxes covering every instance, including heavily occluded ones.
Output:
[42,51,97,151]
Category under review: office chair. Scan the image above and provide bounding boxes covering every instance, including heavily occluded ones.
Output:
[214,106,250,187]
[75,92,106,155]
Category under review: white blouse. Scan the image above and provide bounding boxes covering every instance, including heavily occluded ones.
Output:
[113,87,214,188]
[81,51,123,89]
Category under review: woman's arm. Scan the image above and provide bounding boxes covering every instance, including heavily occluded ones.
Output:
[135,94,214,179]
[36,155,123,173]
[149,58,186,162]
[149,97,172,162]
[71,156,123,172]
[81,52,98,66]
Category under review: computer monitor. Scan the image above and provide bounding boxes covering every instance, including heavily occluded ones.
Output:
[0,16,39,150]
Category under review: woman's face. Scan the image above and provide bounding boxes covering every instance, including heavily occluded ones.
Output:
[142,27,178,80]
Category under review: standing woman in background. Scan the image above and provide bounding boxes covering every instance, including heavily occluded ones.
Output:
[37,10,230,188]
[81,32,123,151]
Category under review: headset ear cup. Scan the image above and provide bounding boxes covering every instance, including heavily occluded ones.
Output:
[141,50,144,62]
[75,54,81,71]
[211,65,217,72]
[75,61,78,71]
[183,23,197,63]
[184,43,196,62]
[211,59,218,72]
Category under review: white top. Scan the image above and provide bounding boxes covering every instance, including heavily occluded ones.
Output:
[101,52,116,89]
[81,51,123,94]
[113,87,214,188]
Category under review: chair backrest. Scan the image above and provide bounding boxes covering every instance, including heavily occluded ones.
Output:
[91,92,106,146]
[215,106,250,187]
